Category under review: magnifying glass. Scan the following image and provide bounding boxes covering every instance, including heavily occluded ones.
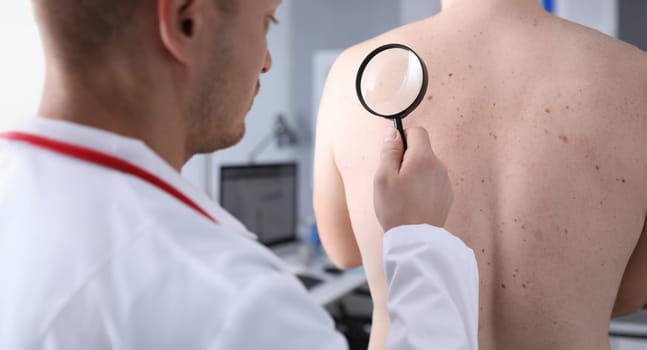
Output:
[355,43,429,151]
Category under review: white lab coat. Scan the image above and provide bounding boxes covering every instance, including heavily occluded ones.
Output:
[0,117,479,350]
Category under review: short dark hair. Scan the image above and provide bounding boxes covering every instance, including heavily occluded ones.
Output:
[33,0,141,62]
[33,0,236,65]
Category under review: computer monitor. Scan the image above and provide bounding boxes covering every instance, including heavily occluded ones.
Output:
[219,163,297,246]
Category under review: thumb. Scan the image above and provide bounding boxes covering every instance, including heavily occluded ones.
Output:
[377,127,404,178]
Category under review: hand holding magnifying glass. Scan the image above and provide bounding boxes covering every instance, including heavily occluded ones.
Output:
[359,45,453,230]
[355,44,429,152]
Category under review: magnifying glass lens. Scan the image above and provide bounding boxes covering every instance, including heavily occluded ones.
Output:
[355,44,429,152]
[359,48,424,116]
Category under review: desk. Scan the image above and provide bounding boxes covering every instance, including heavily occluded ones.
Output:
[273,242,368,306]
[610,310,647,340]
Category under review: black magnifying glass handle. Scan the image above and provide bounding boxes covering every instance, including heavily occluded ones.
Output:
[394,117,408,152]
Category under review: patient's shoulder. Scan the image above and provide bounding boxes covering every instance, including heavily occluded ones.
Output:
[323,20,435,110]
[328,16,438,78]
[319,34,399,118]
[547,18,647,121]
[553,17,647,79]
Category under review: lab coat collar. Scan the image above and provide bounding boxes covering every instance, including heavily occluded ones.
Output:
[9,117,258,240]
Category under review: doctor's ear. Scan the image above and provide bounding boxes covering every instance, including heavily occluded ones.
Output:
[158,0,202,64]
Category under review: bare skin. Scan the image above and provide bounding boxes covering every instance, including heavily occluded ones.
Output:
[313,0,647,349]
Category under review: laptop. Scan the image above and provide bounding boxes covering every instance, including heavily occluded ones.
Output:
[219,163,298,246]
[219,163,323,290]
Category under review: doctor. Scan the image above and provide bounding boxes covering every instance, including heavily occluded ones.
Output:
[0,0,478,349]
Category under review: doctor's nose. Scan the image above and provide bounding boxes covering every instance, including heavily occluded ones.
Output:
[261,51,273,74]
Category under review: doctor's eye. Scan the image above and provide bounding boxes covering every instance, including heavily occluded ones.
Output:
[265,15,279,32]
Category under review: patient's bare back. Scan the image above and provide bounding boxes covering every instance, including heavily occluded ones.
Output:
[314,4,647,350]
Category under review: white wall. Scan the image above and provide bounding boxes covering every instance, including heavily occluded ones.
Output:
[0,2,44,129]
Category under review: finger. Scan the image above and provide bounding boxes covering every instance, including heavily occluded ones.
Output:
[377,127,404,179]
[401,127,437,172]
[403,127,433,156]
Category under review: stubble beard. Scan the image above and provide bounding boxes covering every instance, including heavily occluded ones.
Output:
[186,44,247,155]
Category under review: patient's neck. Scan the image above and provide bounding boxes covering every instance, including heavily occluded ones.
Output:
[442,0,544,13]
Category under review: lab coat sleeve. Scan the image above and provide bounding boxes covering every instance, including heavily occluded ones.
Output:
[208,272,348,350]
[383,224,479,350]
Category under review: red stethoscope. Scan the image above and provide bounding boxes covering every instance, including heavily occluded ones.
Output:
[0,132,218,224]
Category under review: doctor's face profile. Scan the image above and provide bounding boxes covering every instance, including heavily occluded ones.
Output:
[186,0,280,153]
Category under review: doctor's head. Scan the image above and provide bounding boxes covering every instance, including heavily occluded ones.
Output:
[32,0,279,157]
